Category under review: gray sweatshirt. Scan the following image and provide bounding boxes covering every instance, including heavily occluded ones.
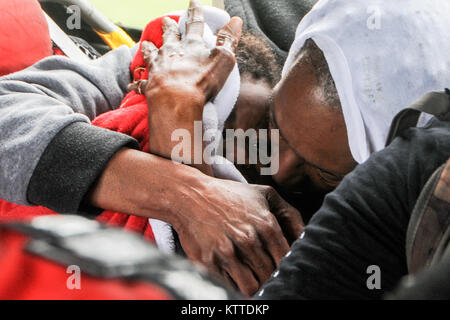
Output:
[0,45,140,214]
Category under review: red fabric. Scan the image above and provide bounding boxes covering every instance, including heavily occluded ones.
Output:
[0,0,53,77]
[0,202,57,222]
[0,10,179,300]
[0,15,181,243]
[53,46,65,56]
[93,15,180,241]
[0,227,173,299]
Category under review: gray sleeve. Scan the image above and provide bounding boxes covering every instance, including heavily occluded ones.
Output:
[0,45,139,209]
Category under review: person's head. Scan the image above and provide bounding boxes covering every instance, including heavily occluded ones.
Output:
[223,32,281,184]
[225,32,281,132]
[270,39,357,195]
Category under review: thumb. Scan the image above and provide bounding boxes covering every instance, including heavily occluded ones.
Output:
[263,186,304,244]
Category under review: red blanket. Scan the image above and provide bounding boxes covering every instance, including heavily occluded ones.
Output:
[0,0,52,77]
[0,15,181,243]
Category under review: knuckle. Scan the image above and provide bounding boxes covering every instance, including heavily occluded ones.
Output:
[260,216,279,237]
[161,43,177,52]
[218,242,235,259]
[252,184,272,197]
[263,185,277,197]
[236,226,259,250]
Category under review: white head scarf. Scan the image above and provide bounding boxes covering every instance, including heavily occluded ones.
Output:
[283,0,450,163]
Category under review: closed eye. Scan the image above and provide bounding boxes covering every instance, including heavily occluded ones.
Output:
[316,168,343,186]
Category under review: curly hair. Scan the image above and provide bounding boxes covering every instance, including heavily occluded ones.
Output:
[236,32,281,88]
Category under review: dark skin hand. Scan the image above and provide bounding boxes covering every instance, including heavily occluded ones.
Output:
[130,3,243,175]
[121,0,304,295]
[90,148,302,295]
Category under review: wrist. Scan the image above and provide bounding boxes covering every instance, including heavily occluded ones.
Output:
[146,75,207,112]
[146,85,205,162]
[147,88,204,133]
[164,166,216,231]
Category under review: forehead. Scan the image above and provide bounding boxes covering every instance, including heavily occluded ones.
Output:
[271,74,350,172]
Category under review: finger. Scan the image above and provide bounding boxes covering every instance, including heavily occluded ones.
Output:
[245,250,275,284]
[257,213,291,267]
[224,259,260,296]
[264,187,305,244]
[162,17,181,44]
[205,46,236,99]
[204,260,233,288]
[203,17,243,99]
[231,227,275,284]
[219,269,239,291]
[141,41,158,67]
[185,0,204,40]
[216,16,243,55]
[277,207,304,244]
[203,253,238,291]
[215,242,260,296]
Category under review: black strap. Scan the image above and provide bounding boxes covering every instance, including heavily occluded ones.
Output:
[385,89,450,146]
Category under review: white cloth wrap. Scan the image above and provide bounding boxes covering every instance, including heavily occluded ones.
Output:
[283,0,450,164]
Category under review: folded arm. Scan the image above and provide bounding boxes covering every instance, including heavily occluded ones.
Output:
[0,45,137,211]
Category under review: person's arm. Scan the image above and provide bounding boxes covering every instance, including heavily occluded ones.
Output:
[100,1,304,296]
[0,45,137,211]
[256,118,450,299]
[88,147,301,296]
[140,10,243,176]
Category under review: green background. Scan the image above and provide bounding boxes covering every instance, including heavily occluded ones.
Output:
[90,0,213,28]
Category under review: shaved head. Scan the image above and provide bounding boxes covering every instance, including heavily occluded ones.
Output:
[286,39,341,111]
[270,38,356,195]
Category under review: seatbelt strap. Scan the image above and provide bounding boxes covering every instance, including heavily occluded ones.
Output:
[386,89,450,146]
[43,12,91,63]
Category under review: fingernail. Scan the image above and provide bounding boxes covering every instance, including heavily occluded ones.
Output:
[229,17,243,30]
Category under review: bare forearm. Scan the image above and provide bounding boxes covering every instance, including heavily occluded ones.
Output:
[147,88,213,175]
[87,148,206,225]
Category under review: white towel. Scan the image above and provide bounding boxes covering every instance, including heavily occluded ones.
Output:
[150,6,245,254]
[283,0,450,163]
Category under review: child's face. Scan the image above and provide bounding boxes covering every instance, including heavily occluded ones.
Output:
[225,74,272,132]
[222,74,273,185]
